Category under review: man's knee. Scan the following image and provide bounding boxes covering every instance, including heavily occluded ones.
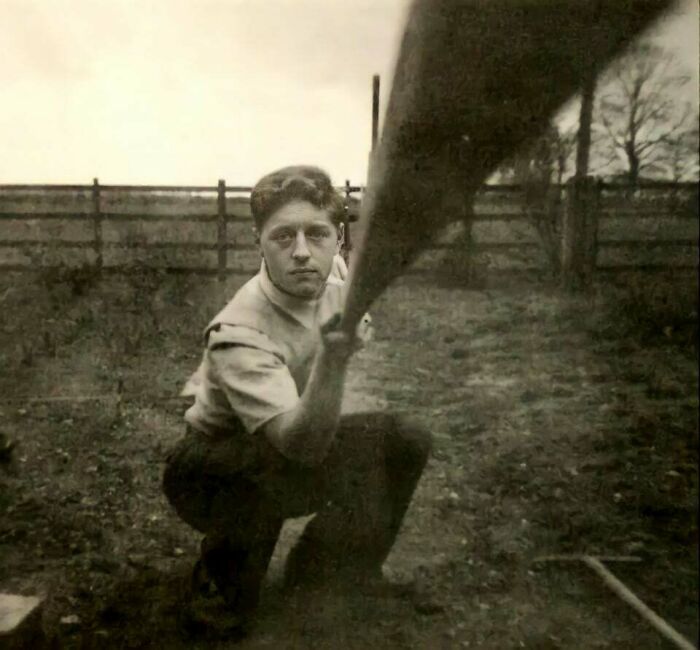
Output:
[334,411,432,473]
[162,434,217,533]
[388,414,432,468]
[162,446,187,510]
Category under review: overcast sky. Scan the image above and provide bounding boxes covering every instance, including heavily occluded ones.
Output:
[1,0,697,186]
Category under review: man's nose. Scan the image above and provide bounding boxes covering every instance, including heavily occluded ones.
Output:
[292,232,311,260]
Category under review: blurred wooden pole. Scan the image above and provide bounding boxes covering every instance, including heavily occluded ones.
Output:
[340,0,671,333]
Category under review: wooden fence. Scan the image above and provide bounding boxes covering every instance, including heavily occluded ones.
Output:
[0,179,363,281]
[0,178,697,280]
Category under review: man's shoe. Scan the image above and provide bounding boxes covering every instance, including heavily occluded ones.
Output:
[180,588,252,641]
[190,558,216,597]
[181,559,253,641]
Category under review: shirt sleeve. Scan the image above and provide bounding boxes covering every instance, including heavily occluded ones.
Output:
[206,324,299,434]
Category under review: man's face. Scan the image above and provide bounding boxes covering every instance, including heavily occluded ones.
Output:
[258,200,341,299]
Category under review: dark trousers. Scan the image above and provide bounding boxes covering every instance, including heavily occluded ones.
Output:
[162,412,431,614]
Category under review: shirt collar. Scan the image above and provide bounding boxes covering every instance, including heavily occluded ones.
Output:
[258,260,325,329]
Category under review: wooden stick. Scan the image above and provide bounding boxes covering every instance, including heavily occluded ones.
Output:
[580,556,695,650]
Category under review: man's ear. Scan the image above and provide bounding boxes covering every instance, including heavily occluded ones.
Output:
[336,223,345,253]
[253,226,265,258]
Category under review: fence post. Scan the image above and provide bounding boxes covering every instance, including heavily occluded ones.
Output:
[91,178,103,270]
[366,74,380,182]
[561,175,600,290]
[371,75,380,150]
[343,179,353,262]
[217,179,227,281]
[462,199,476,284]
[441,188,476,284]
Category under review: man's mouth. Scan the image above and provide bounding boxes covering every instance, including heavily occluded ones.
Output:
[290,268,317,276]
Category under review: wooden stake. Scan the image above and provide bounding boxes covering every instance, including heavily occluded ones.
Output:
[535,554,695,650]
[582,556,696,650]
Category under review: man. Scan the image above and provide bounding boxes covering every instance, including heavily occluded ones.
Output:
[163,165,431,636]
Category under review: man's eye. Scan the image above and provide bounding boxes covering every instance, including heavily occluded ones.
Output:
[272,231,294,242]
[307,228,330,240]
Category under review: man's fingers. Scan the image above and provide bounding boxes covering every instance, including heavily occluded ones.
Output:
[320,312,343,334]
[320,312,369,358]
[357,319,374,343]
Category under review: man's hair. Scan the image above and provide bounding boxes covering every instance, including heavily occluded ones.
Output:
[250,165,345,231]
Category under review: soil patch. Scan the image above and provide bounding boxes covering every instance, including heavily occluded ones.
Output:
[0,271,696,648]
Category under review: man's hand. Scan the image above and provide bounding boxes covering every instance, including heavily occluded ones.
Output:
[320,313,363,362]
[263,311,372,465]
[358,313,374,344]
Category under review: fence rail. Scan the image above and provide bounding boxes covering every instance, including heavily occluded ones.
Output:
[2,180,695,194]
[0,178,697,279]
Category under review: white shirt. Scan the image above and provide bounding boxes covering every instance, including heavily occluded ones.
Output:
[183,257,368,436]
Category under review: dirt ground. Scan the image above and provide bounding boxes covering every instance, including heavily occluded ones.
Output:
[0,267,697,649]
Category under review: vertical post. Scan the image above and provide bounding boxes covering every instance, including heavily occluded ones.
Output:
[462,199,476,284]
[92,178,103,270]
[561,176,600,290]
[368,74,380,178]
[217,179,227,281]
[371,74,380,150]
[342,180,352,263]
[589,180,601,277]
[575,62,596,180]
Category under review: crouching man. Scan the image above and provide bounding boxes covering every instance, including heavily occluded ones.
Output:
[163,165,431,637]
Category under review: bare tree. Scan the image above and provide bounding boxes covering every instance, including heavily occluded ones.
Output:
[499,125,577,273]
[595,43,693,184]
[501,125,577,186]
[662,120,700,182]
[548,128,578,185]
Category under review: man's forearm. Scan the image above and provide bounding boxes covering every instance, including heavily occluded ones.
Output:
[263,348,350,465]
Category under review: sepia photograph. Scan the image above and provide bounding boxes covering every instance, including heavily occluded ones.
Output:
[0,1,698,647]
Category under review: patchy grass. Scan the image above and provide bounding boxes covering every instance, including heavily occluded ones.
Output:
[0,270,697,649]
[591,270,698,350]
